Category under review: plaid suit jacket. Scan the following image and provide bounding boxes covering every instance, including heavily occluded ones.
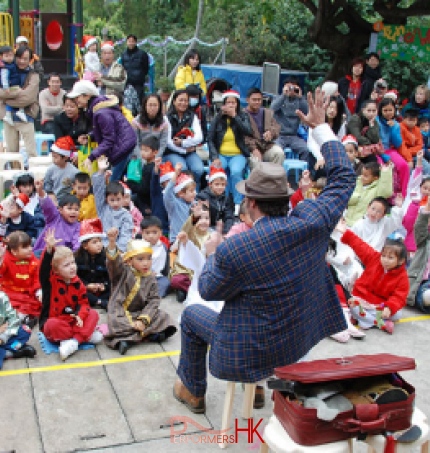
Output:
[199,140,356,382]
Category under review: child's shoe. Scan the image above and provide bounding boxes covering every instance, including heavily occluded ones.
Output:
[382,320,394,334]
[16,109,28,122]
[3,111,14,126]
[330,331,350,343]
[59,338,79,361]
[88,329,103,344]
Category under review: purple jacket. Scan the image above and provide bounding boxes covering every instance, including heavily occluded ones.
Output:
[33,196,80,253]
[86,96,136,166]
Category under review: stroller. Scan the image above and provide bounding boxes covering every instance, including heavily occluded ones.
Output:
[206,77,231,120]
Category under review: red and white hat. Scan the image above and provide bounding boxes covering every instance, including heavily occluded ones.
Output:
[159,161,175,184]
[342,135,358,147]
[384,90,398,101]
[221,90,240,101]
[120,181,131,195]
[174,173,194,193]
[79,218,106,243]
[208,165,227,183]
[82,35,97,49]
[51,136,75,157]
[15,193,29,209]
[101,40,114,51]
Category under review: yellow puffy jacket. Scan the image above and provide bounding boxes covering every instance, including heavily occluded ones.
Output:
[174,65,207,95]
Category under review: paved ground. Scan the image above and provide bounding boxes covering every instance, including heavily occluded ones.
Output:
[0,294,429,453]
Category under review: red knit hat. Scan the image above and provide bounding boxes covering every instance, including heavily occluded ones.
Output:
[342,135,358,147]
[159,161,175,184]
[79,218,106,243]
[174,173,194,193]
[221,90,240,101]
[208,165,227,183]
[51,136,75,158]
[15,193,29,209]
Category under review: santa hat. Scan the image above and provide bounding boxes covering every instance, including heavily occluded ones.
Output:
[221,90,240,101]
[208,165,227,183]
[82,35,97,50]
[120,181,131,195]
[159,161,175,184]
[15,193,29,209]
[101,40,114,51]
[342,135,358,147]
[51,136,75,157]
[79,218,106,243]
[384,90,398,101]
[174,173,194,193]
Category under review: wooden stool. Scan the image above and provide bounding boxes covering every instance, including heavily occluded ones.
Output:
[28,155,52,168]
[365,407,429,453]
[260,416,353,453]
[219,382,256,449]
[0,152,24,170]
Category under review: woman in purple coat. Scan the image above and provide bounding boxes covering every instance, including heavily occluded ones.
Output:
[67,80,137,181]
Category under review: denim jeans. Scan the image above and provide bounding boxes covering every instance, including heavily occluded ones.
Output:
[110,154,131,182]
[218,154,247,205]
[164,152,204,192]
[415,280,430,314]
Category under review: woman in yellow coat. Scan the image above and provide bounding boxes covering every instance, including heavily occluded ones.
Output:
[174,49,207,95]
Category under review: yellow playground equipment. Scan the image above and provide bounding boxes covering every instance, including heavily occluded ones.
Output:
[0,13,14,46]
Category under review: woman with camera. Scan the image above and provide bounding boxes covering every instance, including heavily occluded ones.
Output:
[164,89,204,190]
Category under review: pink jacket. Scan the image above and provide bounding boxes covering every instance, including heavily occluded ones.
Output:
[403,201,420,252]
[130,203,143,238]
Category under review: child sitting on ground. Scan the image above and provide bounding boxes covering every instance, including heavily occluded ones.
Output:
[0,291,36,369]
[13,172,45,235]
[196,165,234,234]
[419,116,430,159]
[0,232,41,325]
[120,182,142,238]
[345,161,393,226]
[337,223,409,334]
[351,195,404,252]
[92,156,133,252]
[141,216,170,298]
[44,136,79,203]
[127,134,158,217]
[39,228,102,361]
[33,180,81,255]
[75,219,110,310]
[170,202,211,302]
[151,158,174,236]
[342,135,363,176]
[0,192,37,241]
[72,172,97,221]
[407,196,430,313]
[104,228,176,355]
[163,162,196,244]
[225,199,253,238]
[399,108,426,172]
[0,45,28,125]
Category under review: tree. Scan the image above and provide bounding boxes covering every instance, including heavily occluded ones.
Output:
[298,0,430,80]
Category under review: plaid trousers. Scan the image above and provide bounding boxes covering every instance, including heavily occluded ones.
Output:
[177,304,218,397]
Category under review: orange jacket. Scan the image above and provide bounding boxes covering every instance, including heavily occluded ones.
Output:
[399,122,423,162]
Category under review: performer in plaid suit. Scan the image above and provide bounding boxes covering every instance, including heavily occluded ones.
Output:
[173,89,356,414]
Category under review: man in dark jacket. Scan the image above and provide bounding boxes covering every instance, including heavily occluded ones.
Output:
[121,34,149,115]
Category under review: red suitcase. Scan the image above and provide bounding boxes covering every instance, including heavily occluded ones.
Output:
[272,354,416,446]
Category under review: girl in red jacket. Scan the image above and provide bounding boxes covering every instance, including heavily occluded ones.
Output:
[338,226,409,334]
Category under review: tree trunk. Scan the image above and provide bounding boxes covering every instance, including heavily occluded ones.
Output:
[168,0,204,80]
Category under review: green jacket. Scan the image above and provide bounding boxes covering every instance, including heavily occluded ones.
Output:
[345,168,393,226]
[0,291,20,345]
[407,210,430,306]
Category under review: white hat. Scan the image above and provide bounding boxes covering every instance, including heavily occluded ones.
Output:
[16,36,28,44]
[68,80,99,98]
[321,81,338,97]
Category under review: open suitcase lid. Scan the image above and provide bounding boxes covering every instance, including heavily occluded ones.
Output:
[274,354,416,384]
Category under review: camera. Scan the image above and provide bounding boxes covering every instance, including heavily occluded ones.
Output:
[288,86,300,94]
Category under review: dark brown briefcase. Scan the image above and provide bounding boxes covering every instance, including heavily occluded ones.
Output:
[271,354,416,446]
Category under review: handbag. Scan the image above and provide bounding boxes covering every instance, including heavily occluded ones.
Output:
[359,126,385,157]
[126,157,142,183]
[271,354,415,446]
[78,137,98,175]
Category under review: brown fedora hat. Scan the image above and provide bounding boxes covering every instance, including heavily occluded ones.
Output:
[236,162,292,199]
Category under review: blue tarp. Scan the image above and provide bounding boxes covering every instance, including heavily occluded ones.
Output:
[201,64,308,104]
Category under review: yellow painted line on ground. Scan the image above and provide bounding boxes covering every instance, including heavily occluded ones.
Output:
[0,349,180,377]
[398,314,430,323]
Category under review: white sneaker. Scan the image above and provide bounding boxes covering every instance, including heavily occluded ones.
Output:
[88,329,103,344]
[234,204,240,216]
[59,339,79,361]
[3,112,14,126]
[15,109,28,122]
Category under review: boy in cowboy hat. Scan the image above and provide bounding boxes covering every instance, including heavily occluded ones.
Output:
[103,229,176,355]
